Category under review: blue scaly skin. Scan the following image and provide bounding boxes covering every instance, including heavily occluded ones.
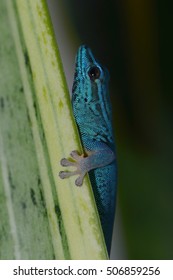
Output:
[59,45,117,255]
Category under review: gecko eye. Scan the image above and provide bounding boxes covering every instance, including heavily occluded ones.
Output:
[88,66,101,81]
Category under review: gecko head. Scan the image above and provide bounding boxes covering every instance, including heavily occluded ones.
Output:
[72,45,113,143]
[72,45,110,107]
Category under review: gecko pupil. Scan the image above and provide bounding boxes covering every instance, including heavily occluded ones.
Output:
[88,66,100,81]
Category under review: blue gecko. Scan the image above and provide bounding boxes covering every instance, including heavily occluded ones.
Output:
[59,45,117,255]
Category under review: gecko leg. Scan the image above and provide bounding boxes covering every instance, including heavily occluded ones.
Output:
[59,141,115,187]
[59,150,86,187]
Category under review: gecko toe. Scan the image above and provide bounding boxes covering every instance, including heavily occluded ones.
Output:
[59,171,71,179]
[75,174,85,187]
[59,169,79,179]
[60,158,67,166]
[70,150,81,160]
[59,171,66,179]
[60,158,75,167]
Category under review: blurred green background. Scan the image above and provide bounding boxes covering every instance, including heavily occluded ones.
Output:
[48,0,173,259]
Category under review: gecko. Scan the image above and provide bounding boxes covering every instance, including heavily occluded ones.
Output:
[59,45,117,255]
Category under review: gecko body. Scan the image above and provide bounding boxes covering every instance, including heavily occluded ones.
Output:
[59,45,117,255]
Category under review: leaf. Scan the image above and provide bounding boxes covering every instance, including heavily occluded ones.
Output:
[0,0,108,259]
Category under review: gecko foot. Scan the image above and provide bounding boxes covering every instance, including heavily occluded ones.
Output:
[59,150,86,187]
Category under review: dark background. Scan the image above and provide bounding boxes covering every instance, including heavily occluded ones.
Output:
[49,0,173,259]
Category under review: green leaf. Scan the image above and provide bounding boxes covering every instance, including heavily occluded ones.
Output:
[0,0,108,259]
